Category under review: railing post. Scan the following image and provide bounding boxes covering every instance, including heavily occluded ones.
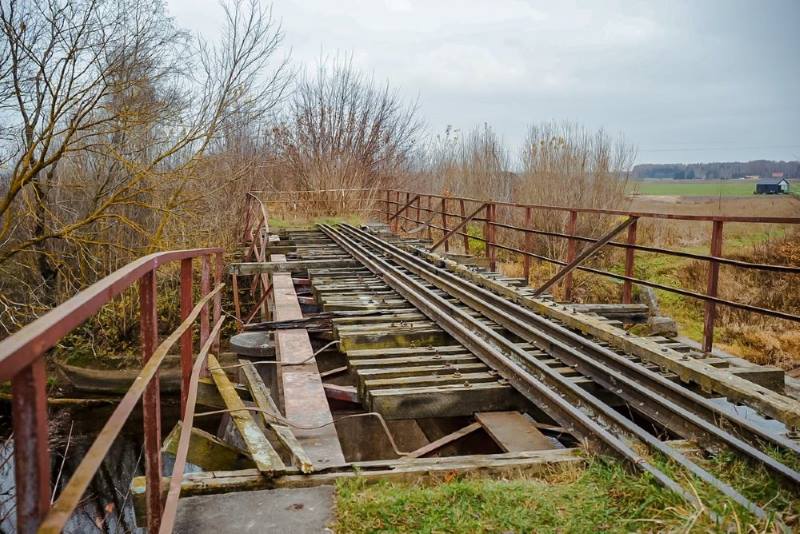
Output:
[426,196,433,241]
[139,270,162,533]
[703,220,724,353]
[213,252,223,354]
[415,195,421,226]
[385,189,390,224]
[441,197,449,253]
[179,258,193,417]
[563,210,578,301]
[11,359,50,534]
[622,219,638,303]
[460,199,469,253]
[486,203,496,271]
[523,206,533,285]
[200,255,211,348]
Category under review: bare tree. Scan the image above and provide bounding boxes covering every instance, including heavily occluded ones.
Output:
[0,0,289,323]
[272,56,419,212]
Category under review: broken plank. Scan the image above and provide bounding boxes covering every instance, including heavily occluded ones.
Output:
[239,360,314,474]
[207,353,285,474]
[405,422,482,458]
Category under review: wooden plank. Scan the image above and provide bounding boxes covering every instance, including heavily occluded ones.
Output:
[230,259,359,275]
[368,382,523,419]
[405,422,482,458]
[207,353,284,474]
[475,412,556,452]
[271,254,346,469]
[239,360,314,474]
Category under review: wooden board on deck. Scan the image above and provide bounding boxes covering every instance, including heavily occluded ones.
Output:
[476,411,556,452]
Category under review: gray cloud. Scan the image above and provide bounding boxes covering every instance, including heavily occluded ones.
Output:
[167,0,800,164]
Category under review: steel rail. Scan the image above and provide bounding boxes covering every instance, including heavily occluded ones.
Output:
[320,224,767,520]
[337,224,800,488]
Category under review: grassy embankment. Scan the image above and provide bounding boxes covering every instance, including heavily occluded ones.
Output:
[335,450,800,532]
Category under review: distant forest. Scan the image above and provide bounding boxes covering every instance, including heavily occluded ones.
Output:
[632,160,800,180]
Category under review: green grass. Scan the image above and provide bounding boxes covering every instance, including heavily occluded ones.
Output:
[335,453,799,533]
[631,180,759,197]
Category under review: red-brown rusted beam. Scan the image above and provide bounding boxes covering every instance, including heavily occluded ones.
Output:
[534,216,639,298]
[387,194,420,230]
[11,359,50,534]
[441,197,449,253]
[431,203,487,252]
[380,189,800,224]
[459,199,470,253]
[179,258,193,417]
[703,221,724,353]
[200,255,211,348]
[213,252,223,354]
[523,206,533,285]
[232,272,242,327]
[622,219,638,304]
[563,210,578,301]
[139,270,162,533]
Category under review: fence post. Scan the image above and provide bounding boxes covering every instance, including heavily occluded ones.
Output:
[441,197,449,253]
[563,210,578,301]
[139,270,162,533]
[702,221,724,353]
[213,252,223,354]
[486,203,496,271]
[200,255,211,347]
[426,196,433,241]
[179,258,193,417]
[460,199,470,253]
[622,219,638,303]
[523,206,533,285]
[385,190,390,223]
[11,359,50,534]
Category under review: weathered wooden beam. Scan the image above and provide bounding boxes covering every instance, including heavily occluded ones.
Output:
[207,353,285,474]
[238,360,314,474]
[229,259,359,275]
[367,382,523,420]
[323,383,359,403]
[130,449,584,516]
[475,411,556,452]
[405,422,482,458]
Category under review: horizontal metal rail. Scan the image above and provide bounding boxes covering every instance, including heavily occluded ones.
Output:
[376,188,800,353]
[322,223,770,521]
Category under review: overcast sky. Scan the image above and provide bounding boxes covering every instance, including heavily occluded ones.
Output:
[166,0,800,165]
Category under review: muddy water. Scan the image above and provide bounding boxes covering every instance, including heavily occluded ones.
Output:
[0,398,182,534]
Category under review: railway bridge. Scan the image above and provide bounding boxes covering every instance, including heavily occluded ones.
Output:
[1,189,799,532]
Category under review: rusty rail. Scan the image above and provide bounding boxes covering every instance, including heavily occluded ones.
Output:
[0,247,224,533]
[378,189,800,354]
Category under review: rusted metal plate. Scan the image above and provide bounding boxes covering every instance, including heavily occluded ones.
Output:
[270,254,346,469]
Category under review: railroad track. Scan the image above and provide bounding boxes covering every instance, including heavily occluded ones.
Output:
[318,222,800,523]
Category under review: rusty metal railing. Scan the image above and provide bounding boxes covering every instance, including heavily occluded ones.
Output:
[379,189,800,354]
[0,248,224,533]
